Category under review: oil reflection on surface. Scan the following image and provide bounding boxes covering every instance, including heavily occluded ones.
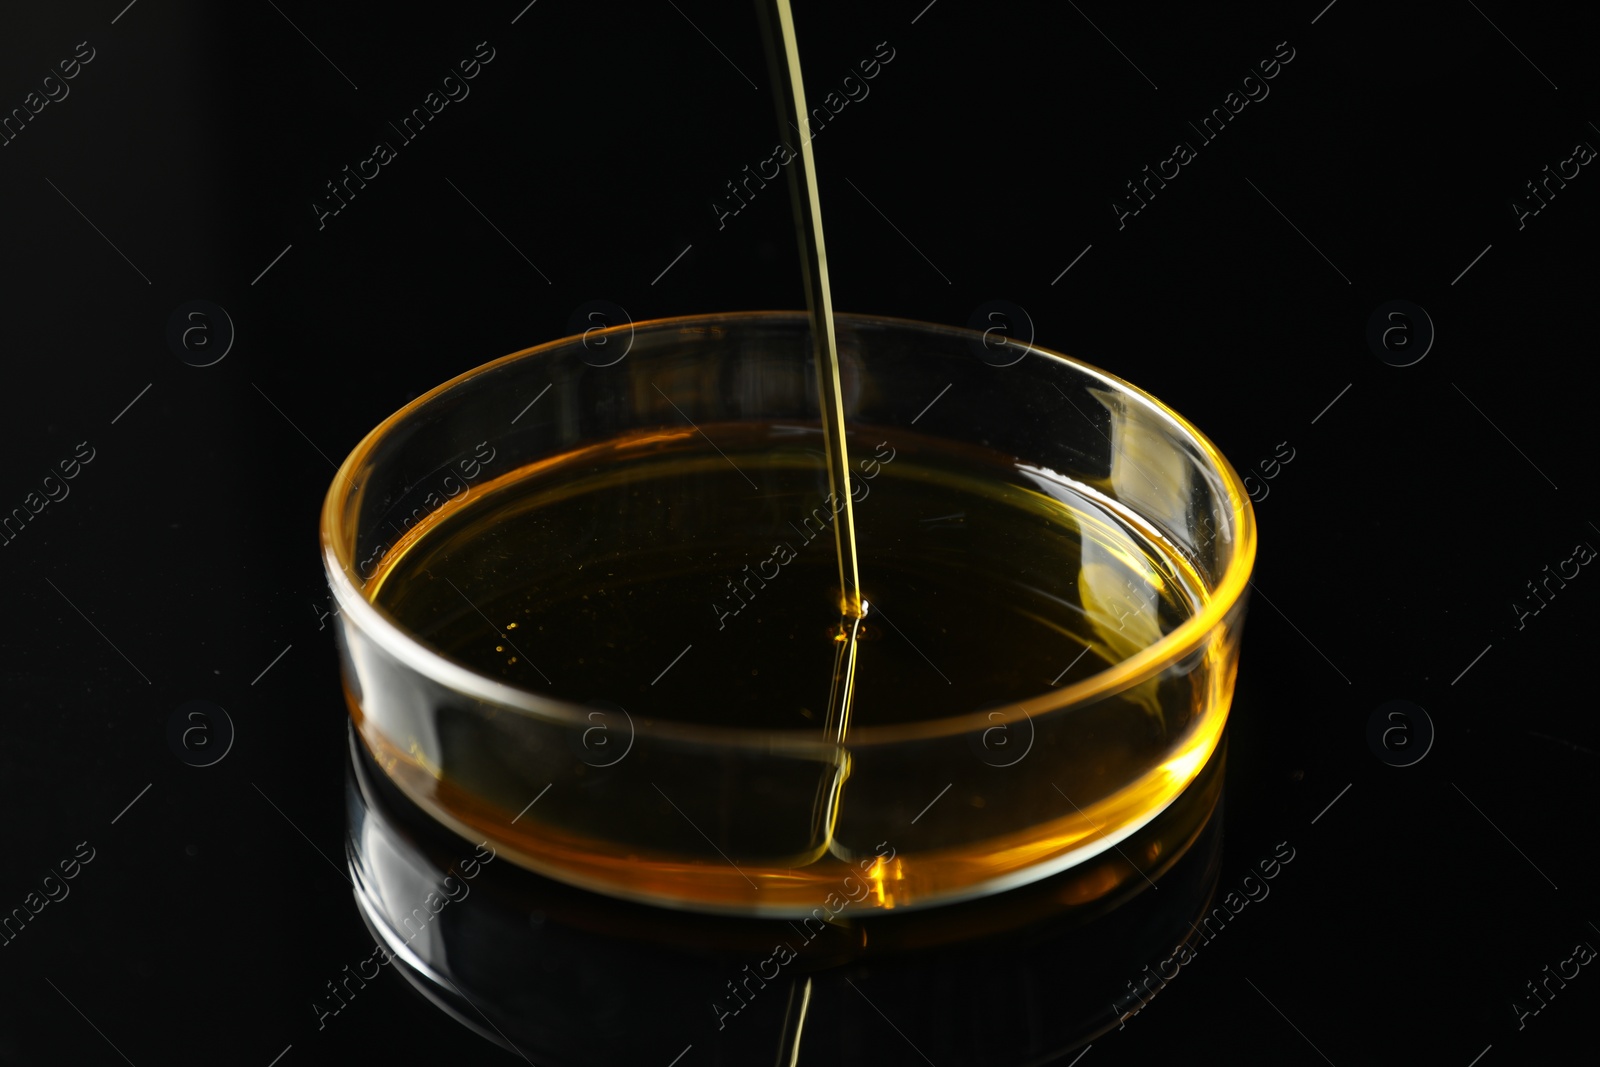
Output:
[343,724,1228,1066]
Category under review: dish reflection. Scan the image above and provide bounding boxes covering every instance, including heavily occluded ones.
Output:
[344,724,1226,1065]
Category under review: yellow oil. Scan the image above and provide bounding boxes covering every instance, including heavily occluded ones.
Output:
[355,422,1230,913]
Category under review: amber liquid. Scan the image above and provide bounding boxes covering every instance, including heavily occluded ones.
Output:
[356,423,1225,913]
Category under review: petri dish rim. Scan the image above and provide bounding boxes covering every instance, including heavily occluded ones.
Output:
[320,310,1257,751]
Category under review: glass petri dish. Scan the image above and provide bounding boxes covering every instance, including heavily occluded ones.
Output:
[321,311,1256,916]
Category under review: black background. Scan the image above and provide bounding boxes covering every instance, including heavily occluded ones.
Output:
[2,1,1597,1064]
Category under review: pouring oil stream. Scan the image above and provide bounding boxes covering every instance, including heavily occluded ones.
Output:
[759,0,866,857]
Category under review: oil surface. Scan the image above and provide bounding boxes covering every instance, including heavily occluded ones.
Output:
[371,424,1198,726]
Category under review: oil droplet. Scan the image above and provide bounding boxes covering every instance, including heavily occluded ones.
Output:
[506,622,518,629]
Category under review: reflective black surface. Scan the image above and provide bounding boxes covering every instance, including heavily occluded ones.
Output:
[4,2,1599,1064]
